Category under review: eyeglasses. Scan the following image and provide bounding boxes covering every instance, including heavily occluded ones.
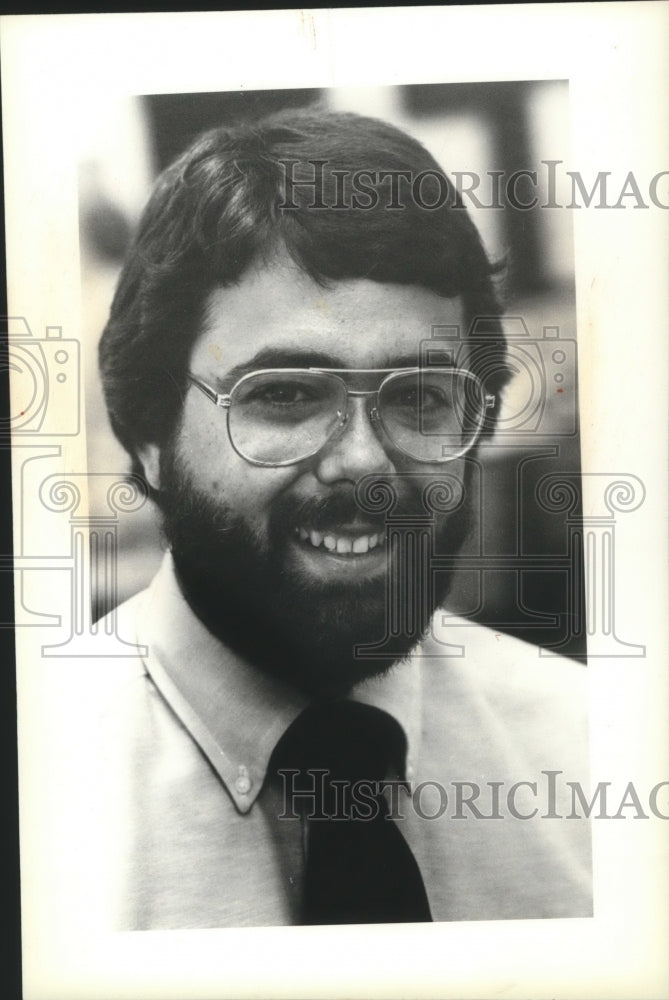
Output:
[186,368,495,467]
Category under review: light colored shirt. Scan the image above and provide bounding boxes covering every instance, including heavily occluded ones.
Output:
[39,553,591,930]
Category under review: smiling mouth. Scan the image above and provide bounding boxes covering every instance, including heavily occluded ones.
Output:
[293,526,387,556]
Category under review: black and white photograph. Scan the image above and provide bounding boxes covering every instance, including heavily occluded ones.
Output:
[2,6,667,999]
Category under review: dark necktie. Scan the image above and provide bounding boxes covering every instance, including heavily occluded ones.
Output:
[271,700,432,925]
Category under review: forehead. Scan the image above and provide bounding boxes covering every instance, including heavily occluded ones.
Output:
[191,260,466,374]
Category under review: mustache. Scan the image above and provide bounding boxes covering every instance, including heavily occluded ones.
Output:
[271,483,424,534]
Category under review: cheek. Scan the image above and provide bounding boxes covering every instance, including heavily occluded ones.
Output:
[391,457,469,506]
[175,407,301,517]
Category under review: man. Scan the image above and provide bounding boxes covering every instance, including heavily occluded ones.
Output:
[54,108,590,929]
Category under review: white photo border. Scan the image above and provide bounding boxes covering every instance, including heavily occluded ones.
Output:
[2,6,668,999]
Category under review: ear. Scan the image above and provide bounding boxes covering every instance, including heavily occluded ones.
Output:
[136,443,161,492]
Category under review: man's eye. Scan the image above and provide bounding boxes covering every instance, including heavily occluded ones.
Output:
[391,386,448,409]
[420,388,450,409]
[253,382,315,406]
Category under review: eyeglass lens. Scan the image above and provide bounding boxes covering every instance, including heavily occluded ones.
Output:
[227,370,483,465]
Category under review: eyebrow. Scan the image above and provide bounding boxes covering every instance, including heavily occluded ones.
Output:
[207,347,429,390]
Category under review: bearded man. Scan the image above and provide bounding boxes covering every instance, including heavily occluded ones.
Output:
[60,108,590,929]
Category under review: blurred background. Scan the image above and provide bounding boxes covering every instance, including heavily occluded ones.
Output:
[79,81,585,659]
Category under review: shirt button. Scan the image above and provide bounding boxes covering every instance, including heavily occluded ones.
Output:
[235,766,252,795]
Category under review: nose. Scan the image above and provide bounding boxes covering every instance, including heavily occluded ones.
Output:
[314,397,395,485]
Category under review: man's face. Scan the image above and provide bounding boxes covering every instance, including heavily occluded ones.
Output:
[146,259,471,695]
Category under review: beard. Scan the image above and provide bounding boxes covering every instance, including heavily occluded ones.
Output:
[158,443,473,697]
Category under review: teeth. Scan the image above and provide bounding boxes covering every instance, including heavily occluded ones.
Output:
[296,528,385,555]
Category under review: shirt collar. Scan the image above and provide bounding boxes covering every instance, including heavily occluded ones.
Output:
[137,553,421,814]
